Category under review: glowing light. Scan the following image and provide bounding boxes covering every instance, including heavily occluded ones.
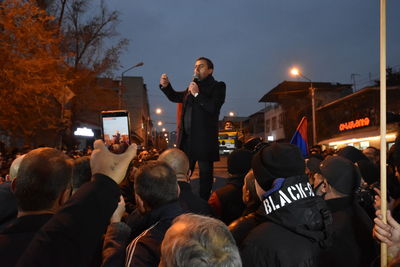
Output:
[290,67,300,76]
[157,121,162,126]
[328,134,396,146]
[162,128,166,132]
[229,112,235,116]
[74,127,94,137]
[155,108,162,114]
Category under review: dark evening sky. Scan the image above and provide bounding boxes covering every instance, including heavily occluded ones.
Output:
[106,0,400,130]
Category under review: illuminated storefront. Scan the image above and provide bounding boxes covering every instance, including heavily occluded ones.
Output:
[317,85,400,149]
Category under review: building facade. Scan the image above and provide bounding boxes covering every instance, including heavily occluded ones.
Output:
[259,81,353,144]
[121,76,152,147]
[317,85,400,149]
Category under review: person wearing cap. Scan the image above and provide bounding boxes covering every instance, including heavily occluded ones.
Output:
[315,156,378,267]
[208,148,253,225]
[230,143,332,267]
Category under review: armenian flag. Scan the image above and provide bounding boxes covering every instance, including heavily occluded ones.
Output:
[290,117,308,157]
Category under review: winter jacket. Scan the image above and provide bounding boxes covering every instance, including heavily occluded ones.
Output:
[16,174,121,267]
[125,201,183,267]
[208,175,246,224]
[230,175,332,267]
[316,196,378,267]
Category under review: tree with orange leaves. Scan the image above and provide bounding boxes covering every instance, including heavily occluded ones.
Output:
[0,0,70,146]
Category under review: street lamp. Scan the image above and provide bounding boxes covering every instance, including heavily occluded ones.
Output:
[155,108,162,114]
[229,111,235,117]
[119,61,144,108]
[290,67,317,145]
[162,128,166,132]
[157,121,163,126]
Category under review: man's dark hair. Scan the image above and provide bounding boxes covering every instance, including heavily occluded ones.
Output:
[15,148,73,211]
[72,156,91,189]
[196,57,214,70]
[134,161,178,209]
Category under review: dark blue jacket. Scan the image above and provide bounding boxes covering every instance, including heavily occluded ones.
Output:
[125,201,183,267]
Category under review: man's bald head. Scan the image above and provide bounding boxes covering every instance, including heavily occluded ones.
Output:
[9,154,25,180]
[158,148,189,181]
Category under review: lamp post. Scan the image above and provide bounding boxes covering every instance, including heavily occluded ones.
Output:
[290,67,317,145]
[119,61,144,109]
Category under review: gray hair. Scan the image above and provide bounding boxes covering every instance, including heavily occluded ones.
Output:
[160,213,242,267]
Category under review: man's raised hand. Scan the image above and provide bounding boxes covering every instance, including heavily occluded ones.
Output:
[90,139,137,184]
[160,74,170,88]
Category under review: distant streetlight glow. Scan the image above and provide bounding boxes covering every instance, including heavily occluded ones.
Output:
[290,67,300,76]
[164,133,168,137]
[155,108,162,114]
[157,121,162,126]
[162,128,166,132]
[229,112,235,116]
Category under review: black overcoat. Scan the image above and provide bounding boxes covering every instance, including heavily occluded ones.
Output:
[160,75,226,161]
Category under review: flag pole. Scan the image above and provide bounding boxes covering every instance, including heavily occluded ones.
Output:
[380,0,387,266]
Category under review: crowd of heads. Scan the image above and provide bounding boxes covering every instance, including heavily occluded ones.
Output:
[1,136,400,266]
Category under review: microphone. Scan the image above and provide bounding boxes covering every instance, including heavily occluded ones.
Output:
[192,74,199,84]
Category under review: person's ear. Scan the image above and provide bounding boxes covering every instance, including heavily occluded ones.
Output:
[58,187,72,206]
[135,193,148,214]
[11,178,17,193]
[177,183,181,198]
[321,180,329,193]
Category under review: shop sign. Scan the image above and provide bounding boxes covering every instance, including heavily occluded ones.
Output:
[339,117,370,132]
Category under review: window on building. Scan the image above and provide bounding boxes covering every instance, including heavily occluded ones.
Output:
[265,119,270,133]
[272,117,277,130]
[279,113,284,129]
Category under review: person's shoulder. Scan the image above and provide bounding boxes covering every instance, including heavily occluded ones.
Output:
[215,81,226,88]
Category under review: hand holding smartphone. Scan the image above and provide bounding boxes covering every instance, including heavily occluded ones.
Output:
[101,110,131,154]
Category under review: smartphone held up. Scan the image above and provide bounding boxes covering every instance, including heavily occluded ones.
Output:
[101,110,131,154]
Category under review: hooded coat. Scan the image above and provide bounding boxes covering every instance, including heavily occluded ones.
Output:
[229,175,332,267]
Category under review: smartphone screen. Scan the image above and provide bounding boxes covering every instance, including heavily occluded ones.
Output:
[101,110,131,153]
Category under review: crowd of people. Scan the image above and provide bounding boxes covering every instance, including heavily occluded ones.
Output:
[0,136,399,266]
[1,56,399,266]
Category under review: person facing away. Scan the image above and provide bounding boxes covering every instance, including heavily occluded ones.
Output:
[159,57,226,200]
[229,143,332,267]
[208,148,253,225]
[14,140,137,267]
[314,155,378,267]
[125,148,213,242]
[0,148,73,267]
[158,148,212,215]
[159,213,242,267]
[125,161,183,267]
[71,156,92,194]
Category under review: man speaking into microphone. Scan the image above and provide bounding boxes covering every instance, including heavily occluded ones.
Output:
[159,57,226,200]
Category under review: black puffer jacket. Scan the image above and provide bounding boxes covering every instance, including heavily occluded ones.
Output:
[229,175,332,267]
